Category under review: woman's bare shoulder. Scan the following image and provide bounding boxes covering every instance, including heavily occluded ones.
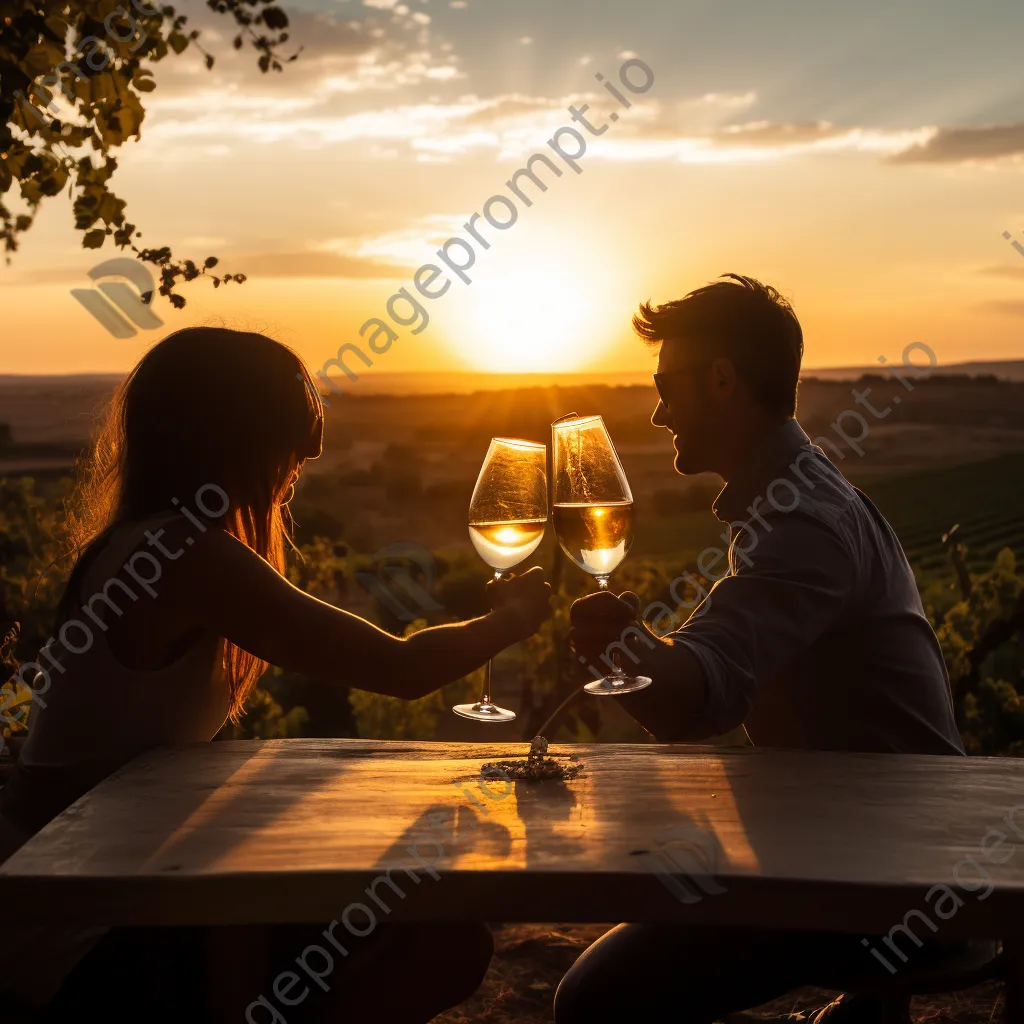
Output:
[101,517,254,607]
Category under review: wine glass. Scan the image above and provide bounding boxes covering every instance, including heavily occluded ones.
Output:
[453,437,548,723]
[552,414,652,696]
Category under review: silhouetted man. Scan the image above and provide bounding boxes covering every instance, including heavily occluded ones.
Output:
[555,275,966,1024]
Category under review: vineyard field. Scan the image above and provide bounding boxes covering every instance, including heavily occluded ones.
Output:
[857,453,1024,578]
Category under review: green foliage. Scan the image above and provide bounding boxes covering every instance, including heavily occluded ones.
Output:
[0,623,32,733]
[0,475,69,730]
[285,535,349,599]
[1,0,299,305]
[348,618,481,739]
[936,547,1024,756]
[219,682,309,740]
[961,677,1024,758]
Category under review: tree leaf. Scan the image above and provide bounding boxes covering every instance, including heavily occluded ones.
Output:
[261,6,289,30]
[82,229,106,249]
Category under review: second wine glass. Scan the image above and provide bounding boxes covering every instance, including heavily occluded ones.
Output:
[454,437,548,723]
[551,414,652,696]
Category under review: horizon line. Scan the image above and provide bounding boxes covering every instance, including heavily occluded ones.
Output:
[2,357,1023,382]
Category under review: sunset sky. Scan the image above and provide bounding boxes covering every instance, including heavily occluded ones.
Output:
[2,0,1024,382]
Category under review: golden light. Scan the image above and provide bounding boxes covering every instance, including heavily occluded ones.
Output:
[448,265,606,373]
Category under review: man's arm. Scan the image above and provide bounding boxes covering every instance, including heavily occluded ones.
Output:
[570,515,857,741]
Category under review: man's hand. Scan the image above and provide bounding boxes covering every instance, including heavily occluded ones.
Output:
[488,566,553,639]
[570,590,710,740]
[569,589,654,667]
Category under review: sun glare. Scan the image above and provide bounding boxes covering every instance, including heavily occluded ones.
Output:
[451,266,604,373]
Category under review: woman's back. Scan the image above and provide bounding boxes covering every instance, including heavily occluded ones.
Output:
[7,513,228,839]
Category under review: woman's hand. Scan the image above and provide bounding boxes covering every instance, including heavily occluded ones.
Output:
[488,566,553,640]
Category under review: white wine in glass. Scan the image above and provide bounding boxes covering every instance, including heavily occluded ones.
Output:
[552,414,652,696]
[454,437,548,723]
[468,520,547,571]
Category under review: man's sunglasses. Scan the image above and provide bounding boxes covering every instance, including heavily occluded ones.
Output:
[653,368,705,407]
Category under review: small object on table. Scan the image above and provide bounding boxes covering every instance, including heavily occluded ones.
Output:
[482,734,583,782]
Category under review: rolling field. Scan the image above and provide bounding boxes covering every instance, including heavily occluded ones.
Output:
[863,453,1024,579]
[631,453,1024,585]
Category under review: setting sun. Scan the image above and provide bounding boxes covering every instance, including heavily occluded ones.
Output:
[449,266,605,373]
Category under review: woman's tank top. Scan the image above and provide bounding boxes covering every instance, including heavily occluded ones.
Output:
[22,513,229,768]
[0,514,232,1010]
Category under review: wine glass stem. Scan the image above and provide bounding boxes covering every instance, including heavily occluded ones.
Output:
[594,575,626,679]
[480,658,494,707]
[480,569,512,708]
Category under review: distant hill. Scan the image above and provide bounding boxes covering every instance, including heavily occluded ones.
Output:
[299,360,1024,393]
[1,361,1022,455]
[1,360,1023,398]
[801,359,1024,383]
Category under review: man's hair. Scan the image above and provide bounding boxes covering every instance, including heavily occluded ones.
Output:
[633,273,803,417]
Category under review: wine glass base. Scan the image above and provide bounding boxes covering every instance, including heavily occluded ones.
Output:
[453,702,517,723]
[583,674,653,696]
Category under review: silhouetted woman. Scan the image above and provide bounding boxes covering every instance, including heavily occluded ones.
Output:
[0,327,551,1023]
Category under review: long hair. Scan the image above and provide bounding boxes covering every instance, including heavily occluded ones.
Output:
[58,327,324,721]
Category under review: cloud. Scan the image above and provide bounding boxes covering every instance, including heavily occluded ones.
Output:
[596,113,929,164]
[317,216,468,265]
[141,86,936,166]
[232,252,411,279]
[712,120,847,147]
[135,61,963,173]
[143,91,579,152]
[142,3,457,106]
[456,94,569,125]
[0,264,107,286]
[977,264,1024,280]
[888,123,1024,164]
[2,251,411,285]
[974,299,1024,317]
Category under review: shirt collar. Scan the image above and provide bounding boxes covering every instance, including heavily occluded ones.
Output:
[711,418,813,524]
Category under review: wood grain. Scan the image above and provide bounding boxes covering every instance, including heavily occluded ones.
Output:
[3,739,1024,936]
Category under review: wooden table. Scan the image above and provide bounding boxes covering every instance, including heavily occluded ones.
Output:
[3,739,1024,941]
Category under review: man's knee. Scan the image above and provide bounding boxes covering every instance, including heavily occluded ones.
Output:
[553,967,584,1024]
[554,953,612,1024]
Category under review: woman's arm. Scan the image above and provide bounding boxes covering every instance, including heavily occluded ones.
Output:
[176,527,551,700]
